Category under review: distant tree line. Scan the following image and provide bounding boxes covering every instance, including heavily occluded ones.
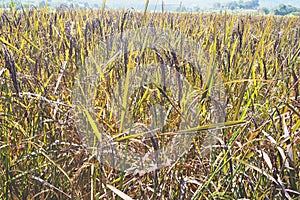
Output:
[2,0,300,16]
[273,4,300,15]
[260,4,300,15]
[213,0,259,10]
[212,0,300,16]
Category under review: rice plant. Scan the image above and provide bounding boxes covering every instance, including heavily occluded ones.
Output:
[0,4,299,199]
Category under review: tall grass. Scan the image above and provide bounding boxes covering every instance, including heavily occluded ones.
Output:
[0,6,299,199]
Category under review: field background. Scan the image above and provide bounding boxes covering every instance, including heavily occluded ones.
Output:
[0,5,299,200]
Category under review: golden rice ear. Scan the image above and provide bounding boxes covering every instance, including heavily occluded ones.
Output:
[72,24,229,173]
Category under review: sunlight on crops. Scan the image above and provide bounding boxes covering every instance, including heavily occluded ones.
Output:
[0,5,299,199]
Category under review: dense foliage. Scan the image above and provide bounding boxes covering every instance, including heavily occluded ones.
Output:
[274,4,300,16]
[214,0,260,10]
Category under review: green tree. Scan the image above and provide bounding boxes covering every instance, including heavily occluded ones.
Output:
[261,7,270,14]
[250,0,259,9]
[227,1,238,10]
[226,0,259,10]
[274,4,299,15]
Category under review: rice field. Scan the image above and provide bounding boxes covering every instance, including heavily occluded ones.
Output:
[0,4,299,200]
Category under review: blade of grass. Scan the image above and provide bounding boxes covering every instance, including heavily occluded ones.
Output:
[107,184,133,200]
